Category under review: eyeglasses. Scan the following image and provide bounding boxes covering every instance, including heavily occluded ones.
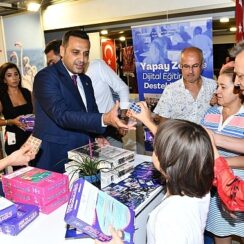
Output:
[180,63,202,70]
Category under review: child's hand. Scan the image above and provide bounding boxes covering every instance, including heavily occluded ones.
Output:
[95,226,124,244]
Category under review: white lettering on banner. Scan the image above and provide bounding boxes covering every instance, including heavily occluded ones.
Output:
[172,61,180,69]
[143,73,161,81]
[162,73,182,81]
[144,82,168,89]
[140,63,170,72]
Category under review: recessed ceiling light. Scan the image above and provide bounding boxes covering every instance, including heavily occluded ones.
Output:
[220,17,229,23]
[101,30,108,35]
[119,36,126,41]
[230,26,237,32]
[27,2,41,11]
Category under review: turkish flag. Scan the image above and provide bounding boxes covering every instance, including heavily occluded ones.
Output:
[236,0,244,42]
[101,39,116,71]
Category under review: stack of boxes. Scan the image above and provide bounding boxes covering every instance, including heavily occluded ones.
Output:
[67,142,135,188]
[0,196,39,235]
[2,166,69,214]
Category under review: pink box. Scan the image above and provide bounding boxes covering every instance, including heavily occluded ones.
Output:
[5,191,69,215]
[5,186,68,206]
[2,166,69,198]
[39,192,70,214]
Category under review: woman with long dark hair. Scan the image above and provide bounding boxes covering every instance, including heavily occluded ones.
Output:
[0,62,33,168]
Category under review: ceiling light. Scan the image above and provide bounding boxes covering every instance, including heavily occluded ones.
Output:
[27,2,41,12]
[101,30,108,35]
[119,31,124,34]
[230,26,237,32]
[220,17,229,23]
[119,36,126,41]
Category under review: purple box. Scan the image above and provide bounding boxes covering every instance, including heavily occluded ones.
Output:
[0,197,17,224]
[0,203,39,235]
[19,114,35,131]
[64,178,135,244]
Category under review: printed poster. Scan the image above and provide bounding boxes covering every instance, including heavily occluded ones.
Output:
[131,18,213,102]
[3,12,45,91]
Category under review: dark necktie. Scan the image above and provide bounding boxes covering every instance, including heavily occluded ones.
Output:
[71,74,77,86]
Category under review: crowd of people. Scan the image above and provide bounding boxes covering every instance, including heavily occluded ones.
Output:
[0,28,244,244]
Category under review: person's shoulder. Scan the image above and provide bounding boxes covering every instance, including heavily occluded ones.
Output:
[36,62,60,78]
[205,105,220,115]
[201,76,215,83]
[201,76,216,86]
[89,59,106,68]
[80,73,92,83]
[20,87,31,94]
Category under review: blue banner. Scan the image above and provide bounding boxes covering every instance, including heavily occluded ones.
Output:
[132,18,213,101]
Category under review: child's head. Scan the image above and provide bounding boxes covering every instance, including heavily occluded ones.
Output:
[153,119,214,198]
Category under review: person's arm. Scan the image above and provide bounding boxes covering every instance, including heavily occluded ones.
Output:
[225,156,244,169]
[99,60,130,110]
[214,157,244,211]
[0,145,35,171]
[127,101,157,135]
[207,130,244,211]
[219,61,235,75]
[213,133,244,154]
[159,116,169,125]
[103,101,134,130]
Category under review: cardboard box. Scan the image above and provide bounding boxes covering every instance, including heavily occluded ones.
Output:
[100,161,134,188]
[0,203,39,235]
[68,142,135,169]
[5,186,68,206]
[0,197,17,224]
[2,166,69,197]
[64,178,135,243]
[103,161,162,209]
[19,114,35,132]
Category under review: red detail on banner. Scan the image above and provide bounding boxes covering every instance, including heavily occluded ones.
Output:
[236,0,244,42]
[101,39,116,71]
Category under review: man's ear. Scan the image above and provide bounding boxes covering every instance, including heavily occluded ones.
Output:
[60,45,64,58]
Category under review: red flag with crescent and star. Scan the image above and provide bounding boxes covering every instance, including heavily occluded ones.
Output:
[236,0,244,42]
[101,39,116,71]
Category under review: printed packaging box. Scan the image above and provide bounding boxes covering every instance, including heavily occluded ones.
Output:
[103,161,162,209]
[0,197,17,224]
[19,114,35,131]
[2,166,69,197]
[100,161,134,189]
[67,142,135,188]
[39,191,69,214]
[5,190,69,214]
[2,167,69,214]
[5,185,68,206]
[64,178,135,244]
[0,203,39,235]
[68,142,135,169]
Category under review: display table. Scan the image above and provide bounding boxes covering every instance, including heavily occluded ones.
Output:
[1,154,163,244]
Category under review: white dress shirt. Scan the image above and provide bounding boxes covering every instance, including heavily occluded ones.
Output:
[86,59,129,113]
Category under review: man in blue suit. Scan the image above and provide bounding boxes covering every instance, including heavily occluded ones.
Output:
[33,30,129,172]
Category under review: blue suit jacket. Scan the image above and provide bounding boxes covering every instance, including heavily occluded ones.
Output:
[33,61,105,172]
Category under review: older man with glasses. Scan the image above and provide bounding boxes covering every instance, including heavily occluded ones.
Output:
[154,46,216,124]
